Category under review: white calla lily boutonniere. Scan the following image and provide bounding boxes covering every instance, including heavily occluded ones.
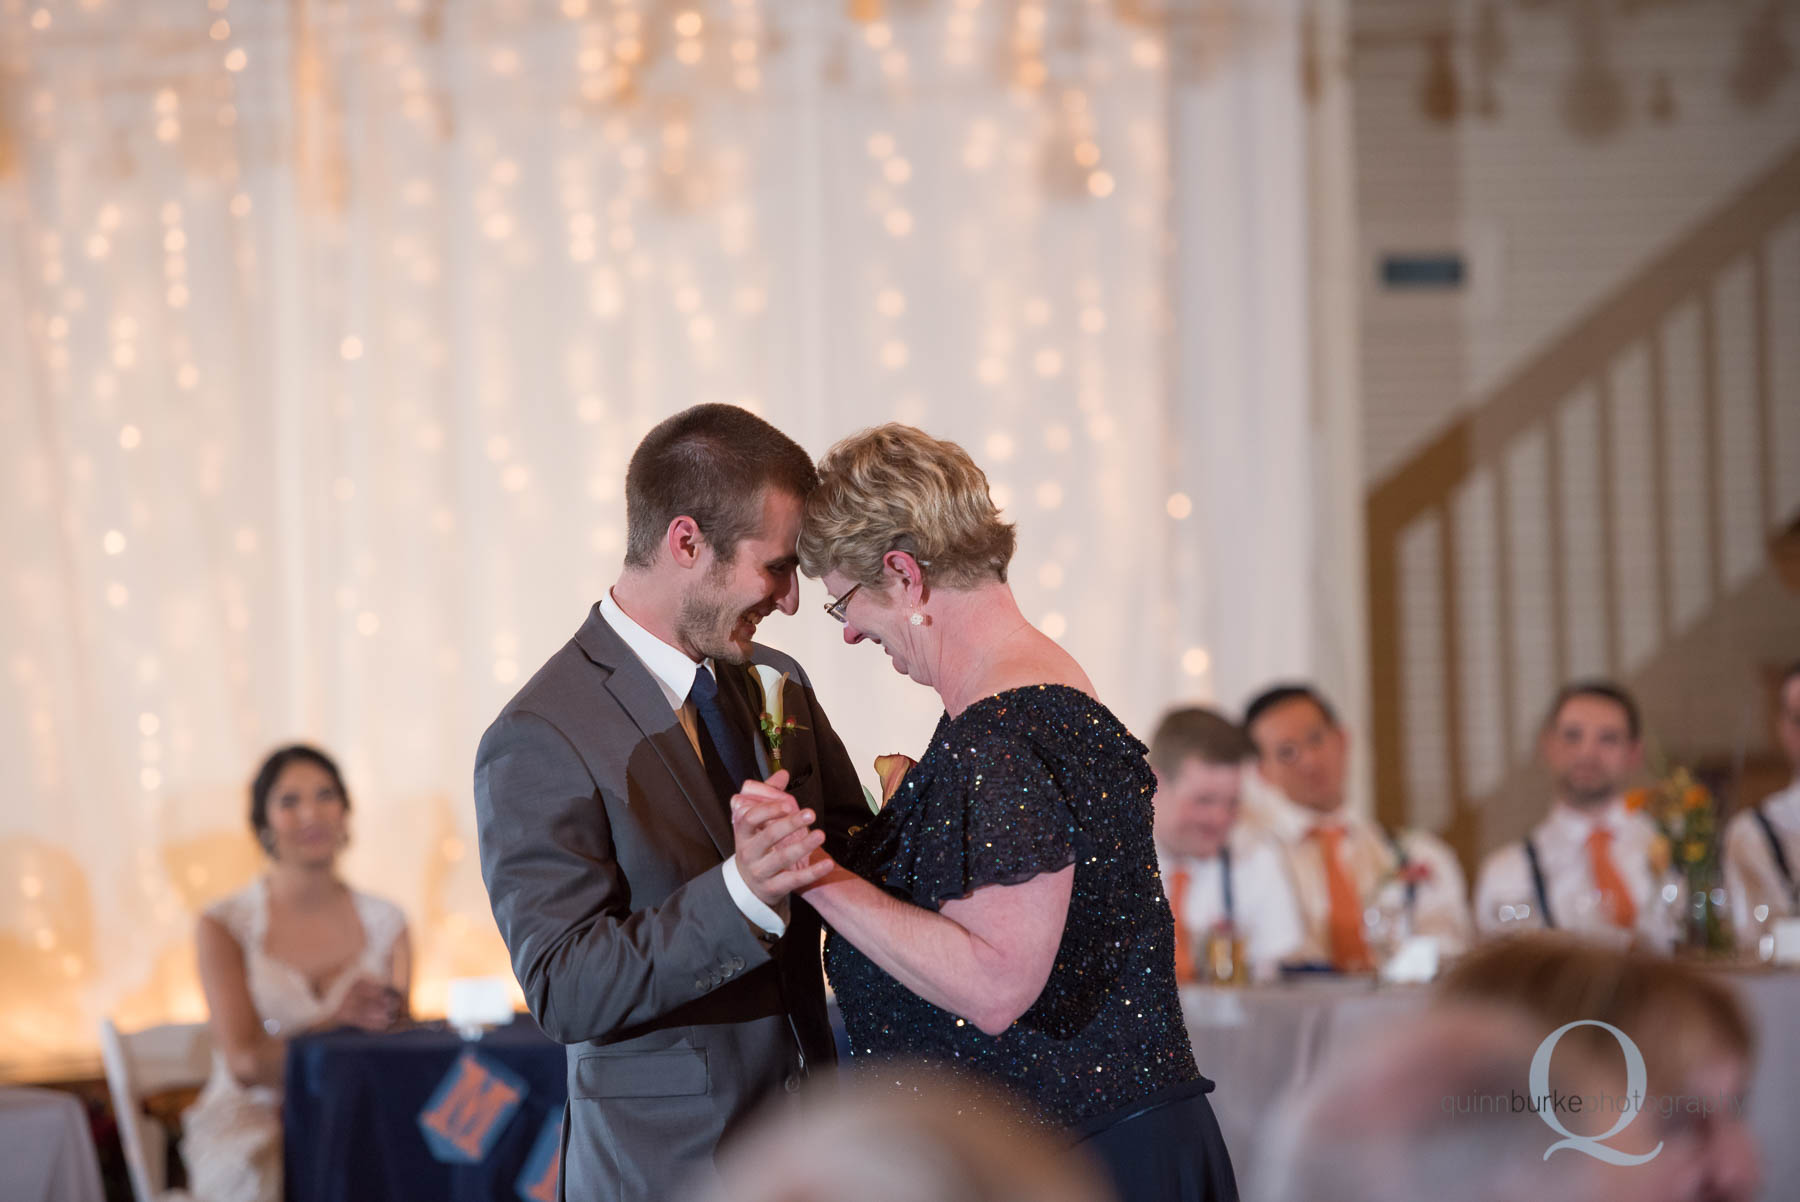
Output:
[748,664,806,771]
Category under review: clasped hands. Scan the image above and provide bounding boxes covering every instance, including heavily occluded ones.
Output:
[731,755,917,908]
[328,976,408,1032]
[731,770,834,908]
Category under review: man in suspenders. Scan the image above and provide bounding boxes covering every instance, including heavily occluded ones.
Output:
[1240,684,1473,970]
[1724,661,1800,935]
[1472,680,1678,947]
[1149,706,1304,983]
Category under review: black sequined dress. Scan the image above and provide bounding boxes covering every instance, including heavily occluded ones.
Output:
[824,684,1238,1201]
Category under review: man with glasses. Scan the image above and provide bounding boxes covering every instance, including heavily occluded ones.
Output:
[1241,683,1472,970]
[474,404,866,1202]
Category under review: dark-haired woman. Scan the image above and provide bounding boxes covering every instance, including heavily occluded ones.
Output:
[181,745,411,1202]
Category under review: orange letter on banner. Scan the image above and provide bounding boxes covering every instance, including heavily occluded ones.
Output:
[525,1141,560,1202]
[420,1058,523,1159]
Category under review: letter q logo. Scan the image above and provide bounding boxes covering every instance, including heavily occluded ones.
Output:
[1530,1020,1663,1165]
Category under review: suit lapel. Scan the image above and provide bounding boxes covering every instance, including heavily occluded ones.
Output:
[577,607,734,858]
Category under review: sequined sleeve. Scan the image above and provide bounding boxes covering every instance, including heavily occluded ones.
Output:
[891,730,1078,911]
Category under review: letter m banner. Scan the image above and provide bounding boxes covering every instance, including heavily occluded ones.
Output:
[418,1051,529,1164]
[516,1105,564,1202]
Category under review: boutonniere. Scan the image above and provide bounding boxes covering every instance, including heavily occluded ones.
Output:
[1371,857,1434,902]
[868,754,915,814]
[747,664,806,771]
[1391,861,1434,888]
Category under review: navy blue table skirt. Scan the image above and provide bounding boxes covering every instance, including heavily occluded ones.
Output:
[284,1019,567,1202]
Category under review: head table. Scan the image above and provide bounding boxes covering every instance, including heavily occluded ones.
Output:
[280,966,1798,1202]
[1184,966,1798,1202]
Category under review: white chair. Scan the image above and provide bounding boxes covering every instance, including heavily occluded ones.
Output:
[97,1019,211,1202]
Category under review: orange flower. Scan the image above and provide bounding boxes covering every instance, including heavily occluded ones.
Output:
[1648,835,1672,875]
[1682,785,1708,811]
[1624,788,1651,813]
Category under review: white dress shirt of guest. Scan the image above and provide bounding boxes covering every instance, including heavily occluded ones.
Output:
[1149,706,1305,982]
[1472,684,1679,948]
[1157,832,1303,984]
[1240,686,1473,968]
[1723,664,1800,933]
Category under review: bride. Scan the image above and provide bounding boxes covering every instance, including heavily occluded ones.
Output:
[182,745,410,1202]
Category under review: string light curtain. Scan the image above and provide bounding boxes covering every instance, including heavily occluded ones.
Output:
[0,0,1332,1077]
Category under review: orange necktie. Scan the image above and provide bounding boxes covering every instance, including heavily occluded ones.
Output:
[1167,868,1195,984]
[1311,825,1373,972]
[1587,826,1637,930]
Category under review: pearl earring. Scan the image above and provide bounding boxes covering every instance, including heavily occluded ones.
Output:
[909,611,924,627]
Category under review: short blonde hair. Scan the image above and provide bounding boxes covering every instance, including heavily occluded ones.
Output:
[798,424,1017,589]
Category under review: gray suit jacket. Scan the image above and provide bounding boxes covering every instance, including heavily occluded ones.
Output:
[473,604,865,1202]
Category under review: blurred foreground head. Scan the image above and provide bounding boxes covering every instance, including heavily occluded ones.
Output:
[1252,1003,1696,1202]
[1439,934,1760,1202]
[685,1070,1115,1202]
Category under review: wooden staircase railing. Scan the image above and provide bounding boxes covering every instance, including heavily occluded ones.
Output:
[1365,142,1800,860]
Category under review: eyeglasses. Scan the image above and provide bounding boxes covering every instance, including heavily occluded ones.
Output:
[822,582,862,624]
[821,554,930,624]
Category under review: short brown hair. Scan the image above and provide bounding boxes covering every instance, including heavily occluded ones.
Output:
[1438,934,1754,1096]
[624,405,819,568]
[1149,707,1253,776]
[797,424,1017,589]
[1543,678,1641,741]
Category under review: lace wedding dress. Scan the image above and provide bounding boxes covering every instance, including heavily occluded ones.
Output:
[179,876,406,1202]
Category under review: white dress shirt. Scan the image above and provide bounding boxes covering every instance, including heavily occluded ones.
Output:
[1158,828,1305,981]
[599,592,786,936]
[1472,797,1678,948]
[1724,778,1800,932]
[1242,782,1473,960]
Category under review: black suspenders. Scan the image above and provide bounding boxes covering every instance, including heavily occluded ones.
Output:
[1219,845,1235,926]
[1522,837,1556,929]
[1751,805,1799,908]
[1382,826,1418,911]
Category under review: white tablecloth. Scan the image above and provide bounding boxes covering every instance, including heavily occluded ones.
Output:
[0,1087,106,1202]
[1186,968,1800,1202]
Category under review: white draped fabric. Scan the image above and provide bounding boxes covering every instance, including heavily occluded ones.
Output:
[0,0,1351,1076]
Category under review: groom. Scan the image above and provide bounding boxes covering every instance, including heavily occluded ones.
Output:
[474,404,864,1202]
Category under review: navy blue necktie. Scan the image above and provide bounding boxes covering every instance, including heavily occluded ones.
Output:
[690,664,760,806]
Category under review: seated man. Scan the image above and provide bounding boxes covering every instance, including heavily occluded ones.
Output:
[1241,683,1472,970]
[1149,706,1303,983]
[1724,661,1800,934]
[1473,680,1678,948]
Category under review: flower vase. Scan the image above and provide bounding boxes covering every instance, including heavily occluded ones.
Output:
[1679,871,1734,958]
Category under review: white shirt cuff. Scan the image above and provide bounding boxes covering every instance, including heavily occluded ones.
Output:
[723,854,789,937]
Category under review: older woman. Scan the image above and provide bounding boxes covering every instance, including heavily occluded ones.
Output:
[731,425,1235,1202]
[182,745,411,1202]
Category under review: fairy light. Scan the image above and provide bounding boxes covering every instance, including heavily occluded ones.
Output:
[1,0,1192,1072]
